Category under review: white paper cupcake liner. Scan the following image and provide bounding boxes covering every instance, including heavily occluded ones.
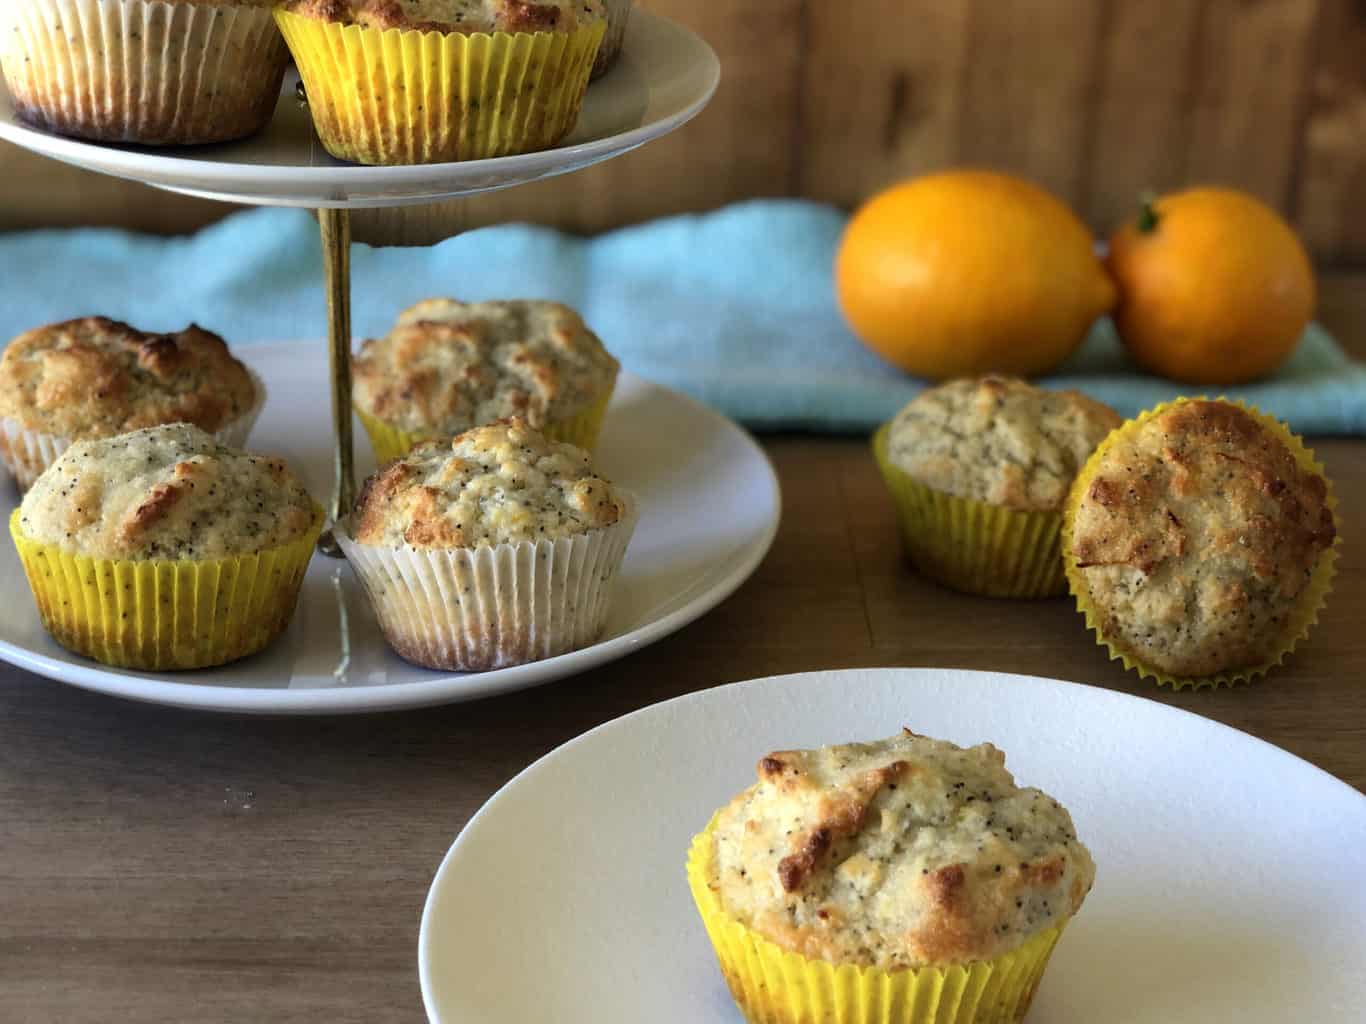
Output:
[1,0,288,145]
[591,0,633,78]
[336,495,638,672]
[0,368,266,491]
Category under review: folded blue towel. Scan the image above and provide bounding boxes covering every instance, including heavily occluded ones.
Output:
[2,200,1363,435]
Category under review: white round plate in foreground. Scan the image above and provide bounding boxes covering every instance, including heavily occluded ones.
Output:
[0,342,779,714]
[420,668,1366,1023]
[0,12,718,207]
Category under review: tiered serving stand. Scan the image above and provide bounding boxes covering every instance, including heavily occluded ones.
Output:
[0,15,781,713]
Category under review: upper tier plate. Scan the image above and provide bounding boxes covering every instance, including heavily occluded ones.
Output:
[0,12,718,208]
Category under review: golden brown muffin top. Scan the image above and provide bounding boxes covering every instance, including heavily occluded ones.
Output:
[17,424,317,561]
[710,730,1095,969]
[1069,400,1336,678]
[887,377,1122,511]
[283,0,605,33]
[351,418,624,549]
[0,317,257,441]
[352,299,618,437]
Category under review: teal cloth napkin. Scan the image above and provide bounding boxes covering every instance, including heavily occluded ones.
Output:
[2,200,1363,435]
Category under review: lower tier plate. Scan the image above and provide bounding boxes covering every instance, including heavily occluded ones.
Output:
[0,341,780,714]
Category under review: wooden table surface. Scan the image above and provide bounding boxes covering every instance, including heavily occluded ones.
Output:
[3,277,1364,1023]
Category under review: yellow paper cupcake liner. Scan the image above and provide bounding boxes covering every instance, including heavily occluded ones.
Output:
[10,506,324,671]
[873,426,1066,598]
[687,819,1065,1024]
[356,384,615,466]
[1061,398,1340,691]
[275,11,605,165]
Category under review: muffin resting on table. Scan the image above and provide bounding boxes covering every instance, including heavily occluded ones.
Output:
[591,0,632,79]
[874,376,1121,598]
[688,729,1095,1024]
[10,424,323,670]
[336,418,637,672]
[0,317,263,490]
[1,0,289,145]
[1064,398,1338,689]
[353,299,619,464]
[275,0,607,165]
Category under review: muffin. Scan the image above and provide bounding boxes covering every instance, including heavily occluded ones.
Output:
[9,423,323,670]
[275,0,607,165]
[353,299,619,465]
[1,0,289,145]
[874,376,1121,597]
[1063,398,1338,688]
[336,418,637,671]
[591,0,631,79]
[0,317,263,490]
[688,729,1095,1024]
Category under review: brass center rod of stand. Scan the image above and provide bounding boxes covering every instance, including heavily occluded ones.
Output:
[317,208,354,557]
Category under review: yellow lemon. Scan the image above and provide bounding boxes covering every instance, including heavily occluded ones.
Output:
[836,170,1115,379]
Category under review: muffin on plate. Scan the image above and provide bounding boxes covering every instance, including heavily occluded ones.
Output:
[688,729,1095,1024]
[1,0,289,145]
[0,317,263,490]
[275,0,607,165]
[873,376,1121,598]
[10,423,323,670]
[591,0,631,79]
[1063,398,1338,689]
[336,418,637,672]
[353,299,619,465]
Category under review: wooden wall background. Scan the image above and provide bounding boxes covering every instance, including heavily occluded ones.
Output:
[0,0,1362,265]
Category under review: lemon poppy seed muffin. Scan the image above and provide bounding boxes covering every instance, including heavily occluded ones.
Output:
[0,317,262,489]
[339,419,636,671]
[352,299,619,461]
[275,0,606,164]
[888,376,1122,512]
[11,424,322,670]
[1067,400,1336,681]
[2,0,289,145]
[352,418,625,549]
[0,317,258,443]
[283,0,605,32]
[709,729,1094,970]
[875,377,1121,597]
[689,729,1094,1023]
[18,423,316,561]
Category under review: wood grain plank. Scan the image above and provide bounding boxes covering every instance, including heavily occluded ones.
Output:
[796,0,973,205]
[1081,0,1205,235]
[1294,0,1366,265]
[0,148,232,234]
[801,0,1108,209]
[1179,0,1319,208]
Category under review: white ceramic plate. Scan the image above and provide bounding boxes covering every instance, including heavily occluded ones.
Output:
[420,668,1366,1023]
[0,12,719,207]
[0,341,779,713]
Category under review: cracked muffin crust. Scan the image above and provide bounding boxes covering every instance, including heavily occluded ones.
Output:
[708,729,1095,970]
[0,317,258,441]
[352,299,618,439]
[887,377,1121,511]
[351,418,624,549]
[282,0,606,32]
[1068,400,1336,679]
[18,423,317,561]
